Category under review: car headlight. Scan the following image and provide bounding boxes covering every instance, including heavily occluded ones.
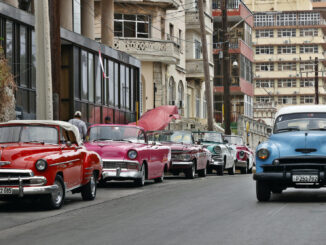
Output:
[180,154,191,161]
[213,146,221,154]
[128,150,138,159]
[35,159,48,171]
[257,148,269,160]
[239,151,245,159]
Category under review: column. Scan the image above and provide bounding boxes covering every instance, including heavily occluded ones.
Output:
[101,0,114,47]
[3,0,18,7]
[60,0,73,31]
[81,0,94,39]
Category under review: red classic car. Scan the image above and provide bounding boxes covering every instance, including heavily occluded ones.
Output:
[148,131,209,179]
[0,120,102,209]
[84,125,171,186]
[224,135,254,174]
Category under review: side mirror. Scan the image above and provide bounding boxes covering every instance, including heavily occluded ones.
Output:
[266,128,272,135]
[224,139,228,144]
[66,141,72,147]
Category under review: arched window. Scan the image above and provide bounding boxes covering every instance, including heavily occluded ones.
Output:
[168,77,175,105]
[196,88,200,118]
[177,81,184,108]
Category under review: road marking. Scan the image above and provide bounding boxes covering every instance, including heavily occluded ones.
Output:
[267,204,288,217]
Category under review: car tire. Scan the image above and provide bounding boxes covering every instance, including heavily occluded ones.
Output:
[271,187,283,194]
[134,164,146,187]
[228,162,235,175]
[98,178,107,187]
[171,170,179,176]
[240,166,247,174]
[198,164,207,177]
[216,165,224,176]
[42,175,65,209]
[154,168,164,183]
[256,181,271,202]
[81,172,97,201]
[207,166,213,174]
[185,161,196,179]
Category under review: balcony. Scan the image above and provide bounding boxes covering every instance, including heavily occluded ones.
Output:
[213,77,254,96]
[213,39,253,62]
[186,59,214,79]
[185,11,213,34]
[114,37,180,64]
[114,0,179,9]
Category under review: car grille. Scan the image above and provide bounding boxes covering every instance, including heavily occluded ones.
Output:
[212,155,222,160]
[0,169,33,186]
[103,161,127,169]
[262,157,326,172]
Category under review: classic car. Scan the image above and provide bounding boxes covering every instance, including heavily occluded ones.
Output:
[0,120,102,209]
[193,131,236,175]
[254,105,326,201]
[224,135,254,174]
[148,130,209,179]
[84,125,171,187]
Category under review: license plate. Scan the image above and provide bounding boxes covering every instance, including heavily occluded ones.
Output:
[0,187,13,195]
[292,175,318,183]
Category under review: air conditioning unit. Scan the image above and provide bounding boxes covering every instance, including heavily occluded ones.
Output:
[289,75,292,77]
[279,58,283,61]
[304,41,309,43]
[269,58,272,61]
[294,91,298,94]
[284,40,289,44]
[293,58,297,61]
[296,74,300,77]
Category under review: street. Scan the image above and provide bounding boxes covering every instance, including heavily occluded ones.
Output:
[1,174,326,245]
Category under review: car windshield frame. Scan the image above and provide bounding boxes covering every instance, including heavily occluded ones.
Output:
[274,112,326,133]
[193,132,223,143]
[225,136,244,145]
[148,131,194,144]
[88,125,147,143]
[0,125,59,144]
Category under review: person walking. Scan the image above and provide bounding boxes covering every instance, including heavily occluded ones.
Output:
[69,111,87,140]
[104,116,111,124]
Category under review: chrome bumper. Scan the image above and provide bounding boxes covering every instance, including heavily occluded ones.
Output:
[210,158,223,166]
[235,160,247,168]
[102,169,142,180]
[0,185,59,197]
[171,161,193,169]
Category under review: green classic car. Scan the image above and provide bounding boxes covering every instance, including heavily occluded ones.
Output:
[193,131,236,175]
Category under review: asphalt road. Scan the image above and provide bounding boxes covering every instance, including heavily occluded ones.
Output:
[1,174,326,245]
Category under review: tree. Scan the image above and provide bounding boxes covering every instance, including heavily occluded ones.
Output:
[0,45,16,122]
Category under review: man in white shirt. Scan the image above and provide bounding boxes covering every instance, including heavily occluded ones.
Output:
[68,111,87,140]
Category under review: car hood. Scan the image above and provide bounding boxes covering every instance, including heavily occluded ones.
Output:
[269,131,326,157]
[0,143,60,169]
[160,142,195,153]
[85,141,141,159]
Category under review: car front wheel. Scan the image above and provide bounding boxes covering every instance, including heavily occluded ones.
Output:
[81,172,97,201]
[228,162,235,175]
[185,161,196,179]
[256,181,271,202]
[155,167,164,183]
[42,175,65,209]
[134,164,146,187]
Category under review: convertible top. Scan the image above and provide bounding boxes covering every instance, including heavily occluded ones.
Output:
[0,120,82,145]
[275,105,326,119]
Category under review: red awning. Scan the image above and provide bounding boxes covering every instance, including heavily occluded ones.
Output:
[129,105,180,131]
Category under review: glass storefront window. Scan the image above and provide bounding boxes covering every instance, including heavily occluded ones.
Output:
[81,50,88,100]
[114,62,119,107]
[126,67,130,110]
[88,53,94,102]
[120,64,125,109]
[109,60,114,105]
[6,20,13,69]
[73,0,81,34]
[20,26,27,87]
[31,31,36,89]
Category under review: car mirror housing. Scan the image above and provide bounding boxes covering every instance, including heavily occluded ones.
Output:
[66,141,72,147]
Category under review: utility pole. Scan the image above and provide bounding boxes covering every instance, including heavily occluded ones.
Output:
[198,0,214,131]
[35,0,53,119]
[221,0,231,135]
[315,57,319,104]
[49,0,61,120]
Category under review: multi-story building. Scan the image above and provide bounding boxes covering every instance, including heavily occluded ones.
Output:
[212,0,254,129]
[98,0,213,123]
[245,0,326,116]
[0,0,141,124]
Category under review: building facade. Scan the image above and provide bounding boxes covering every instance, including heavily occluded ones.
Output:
[0,0,141,124]
[212,0,254,130]
[245,0,326,117]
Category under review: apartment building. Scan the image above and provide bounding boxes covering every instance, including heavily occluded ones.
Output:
[245,0,326,124]
[0,0,141,124]
[96,0,213,122]
[212,0,254,129]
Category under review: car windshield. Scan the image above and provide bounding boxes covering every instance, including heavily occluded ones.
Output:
[149,131,193,144]
[225,136,243,145]
[88,126,146,143]
[0,125,58,144]
[274,113,326,133]
[193,132,223,143]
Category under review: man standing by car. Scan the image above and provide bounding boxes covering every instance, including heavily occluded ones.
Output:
[69,111,87,140]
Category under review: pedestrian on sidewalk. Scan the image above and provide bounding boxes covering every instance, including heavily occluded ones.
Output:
[105,116,111,124]
[69,111,87,140]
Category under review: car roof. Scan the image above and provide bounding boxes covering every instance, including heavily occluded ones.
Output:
[90,124,144,130]
[0,120,82,145]
[275,105,326,119]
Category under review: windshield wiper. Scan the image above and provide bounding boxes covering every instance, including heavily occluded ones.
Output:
[309,128,326,131]
[276,127,300,133]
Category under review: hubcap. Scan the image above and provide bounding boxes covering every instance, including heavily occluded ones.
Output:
[161,170,164,181]
[52,180,63,206]
[141,167,145,185]
[90,175,96,196]
[192,164,195,177]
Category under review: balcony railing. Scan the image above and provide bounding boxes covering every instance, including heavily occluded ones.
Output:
[185,11,213,33]
[212,0,240,9]
[114,37,180,64]
[213,38,240,49]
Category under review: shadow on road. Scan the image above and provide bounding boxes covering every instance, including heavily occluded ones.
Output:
[270,190,326,203]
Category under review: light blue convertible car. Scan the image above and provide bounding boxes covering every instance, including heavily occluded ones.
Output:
[254,105,326,201]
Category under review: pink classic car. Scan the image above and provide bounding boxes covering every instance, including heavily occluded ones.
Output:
[84,125,171,186]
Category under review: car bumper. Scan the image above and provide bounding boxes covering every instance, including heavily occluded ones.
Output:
[209,159,224,166]
[235,160,247,168]
[102,169,142,180]
[0,185,58,197]
[171,161,193,169]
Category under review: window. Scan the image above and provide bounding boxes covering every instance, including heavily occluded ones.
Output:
[88,54,94,103]
[300,62,314,71]
[300,78,314,87]
[277,29,296,37]
[195,40,201,59]
[256,63,274,71]
[254,14,274,27]
[120,64,125,109]
[196,90,200,118]
[300,96,314,104]
[114,62,119,106]
[256,96,271,103]
[81,50,88,100]
[300,28,318,37]
[298,12,320,25]
[109,60,114,105]
[6,20,13,68]
[277,79,296,87]
[256,29,273,38]
[278,96,297,104]
[300,45,318,53]
[73,0,81,34]
[19,26,28,87]
[255,80,274,88]
[240,55,252,82]
[256,46,274,55]
[114,14,151,38]
[277,46,296,54]
[276,13,297,26]
[278,62,296,71]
